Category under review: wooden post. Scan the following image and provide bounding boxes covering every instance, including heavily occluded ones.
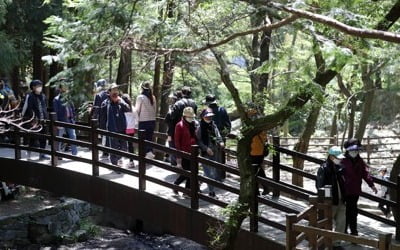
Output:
[308,196,318,250]
[91,119,99,177]
[190,145,199,210]
[272,136,280,198]
[378,233,392,250]
[138,129,146,191]
[367,136,371,164]
[286,214,297,250]
[396,175,400,241]
[49,112,58,167]
[323,186,333,249]
[250,164,259,233]
[14,127,21,160]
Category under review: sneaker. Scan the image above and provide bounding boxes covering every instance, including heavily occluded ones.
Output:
[127,161,135,168]
[146,152,155,159]
[39,154,50,160]
[101,153,109,159]
[27,151,32,160]
[117,159,124,167]
[209,191,216,197]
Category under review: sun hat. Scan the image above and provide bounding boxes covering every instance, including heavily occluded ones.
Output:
[328,146,345,159]
[202,109,215,118]
[182,107,196,118]
[140,82,151,90]
[202,94,217,105]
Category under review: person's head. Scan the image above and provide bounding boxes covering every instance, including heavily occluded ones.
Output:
[328,146,345,165]
[141,81,151,91]
[0,80,4,90]
[344,138,362,159]
[58,84,68,94]
[182,106,196,123]
[181,86,192,98]
[30,80,43,94]
[246,102,261,120]
[201,108,215,124]
[108,83,120,101]
[167,93,178,105]
[203,94,217,107]
[96,79,108,91]
[121,93,132,106]
[378,167,387,175]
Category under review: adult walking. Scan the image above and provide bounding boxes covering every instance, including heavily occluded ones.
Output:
[173,107,197,195]
[203,94,231,179]
[135,82,156,158]
[99,83,130,168]
[196,109,224,197]
[342,138,377,236]
[21,79,49,160]
[53,84,78,157]
[316,146,346,244]
[92,79,110,159]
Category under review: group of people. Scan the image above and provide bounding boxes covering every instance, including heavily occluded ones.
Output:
[317,138,391,247]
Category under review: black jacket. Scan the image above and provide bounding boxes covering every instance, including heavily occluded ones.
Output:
[317,159,345,205]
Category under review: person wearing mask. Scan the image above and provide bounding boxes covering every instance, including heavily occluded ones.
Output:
[316,146,346,246]
[21,80,49,160]
[203,94,231,179]
[169,86,197,140]
[92,79,110,159]
[196,108,224,197]
[342,138,377,236]
[99,83,130,169]
[173,107,197,196]
[53,84,78,158]
[135,82,157,159]
[121,94,138,168]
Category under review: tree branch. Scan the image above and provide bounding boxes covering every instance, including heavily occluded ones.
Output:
[269,2,400,43]
[123,15,299,54]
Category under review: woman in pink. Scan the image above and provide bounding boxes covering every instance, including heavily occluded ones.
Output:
[173,107,197,192]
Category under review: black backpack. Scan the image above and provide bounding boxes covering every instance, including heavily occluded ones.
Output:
[315,163,327,189]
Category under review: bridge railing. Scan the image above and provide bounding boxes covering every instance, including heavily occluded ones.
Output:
[1,115,399,241]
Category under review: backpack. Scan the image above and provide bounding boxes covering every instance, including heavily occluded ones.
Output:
[315,163,327,189]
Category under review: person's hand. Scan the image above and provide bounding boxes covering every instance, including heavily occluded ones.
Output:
[206,148,214,156]
[167,136,172,142]
[372,186,378,194]
[219,142,225,148]
[176,158,182,168]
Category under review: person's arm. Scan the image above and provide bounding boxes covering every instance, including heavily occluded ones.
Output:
[135,95,142,117]
[52,97,60,121]
[174,123,183,166]
[196,126,208,152]
[361,161,378,194]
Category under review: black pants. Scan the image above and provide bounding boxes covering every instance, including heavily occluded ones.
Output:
[29,126,47,150]
[251,155,268,193]
[345,195,359,235]
[174,158,191,189]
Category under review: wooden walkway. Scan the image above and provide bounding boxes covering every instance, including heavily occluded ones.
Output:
[0,146,395,249]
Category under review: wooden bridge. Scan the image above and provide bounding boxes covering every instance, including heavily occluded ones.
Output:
[0,113,399,249]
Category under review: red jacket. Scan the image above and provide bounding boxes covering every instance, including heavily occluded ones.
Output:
[174,119,197,153]
[342,156,375,196]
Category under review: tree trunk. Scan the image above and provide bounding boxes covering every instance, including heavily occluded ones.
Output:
[32,40,43,80]
[329,103,343,145]
[355,65,376,141]
[216,135,255,250]
[389,155,400,240]
[347,98,356,139]
[116,47,132,94]
[292,105,322,187]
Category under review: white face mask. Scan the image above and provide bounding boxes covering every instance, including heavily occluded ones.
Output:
[204,119,212,123]
[333,158,342,165]
[185,117,194,123]
[348,151,359,158]
[35,86,42,94]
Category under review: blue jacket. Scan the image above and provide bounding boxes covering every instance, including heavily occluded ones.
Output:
[92,90,109,119]
[21,92,48,120]
[53,94,75,123]
[99,98,130,133]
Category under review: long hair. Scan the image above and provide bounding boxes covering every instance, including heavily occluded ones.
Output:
[141,82,154,105]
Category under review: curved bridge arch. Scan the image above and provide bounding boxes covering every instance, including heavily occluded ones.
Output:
[1,157,283,249]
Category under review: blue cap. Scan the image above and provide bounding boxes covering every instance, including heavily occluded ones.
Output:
[328,146,345,159]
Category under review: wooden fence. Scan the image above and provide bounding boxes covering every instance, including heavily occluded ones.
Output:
[0,113,399,245]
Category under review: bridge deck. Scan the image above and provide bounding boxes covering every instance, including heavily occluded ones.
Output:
[0,147,395,249]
